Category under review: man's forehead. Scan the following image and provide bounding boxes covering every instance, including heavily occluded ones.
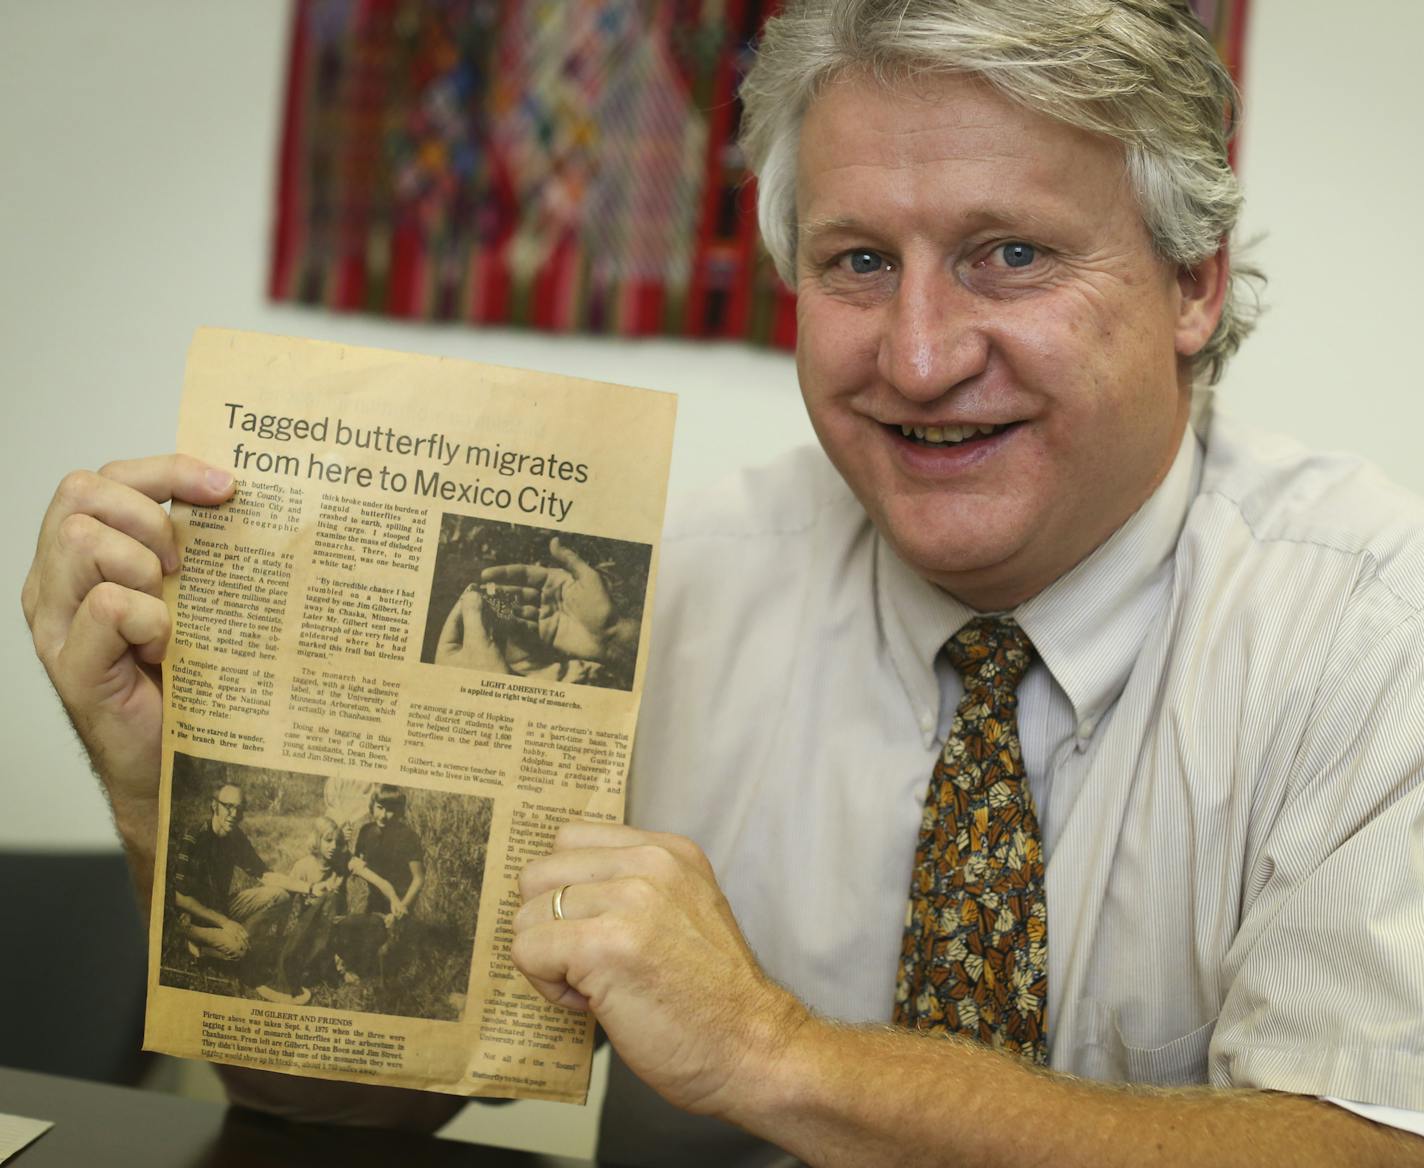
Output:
[794,72,1134,242]
[216,785,243,803]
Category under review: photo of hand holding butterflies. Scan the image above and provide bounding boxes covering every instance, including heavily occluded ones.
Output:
[421,516,650,692]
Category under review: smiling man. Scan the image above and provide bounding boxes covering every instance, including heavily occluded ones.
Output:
[21,0,1424,1164]
[510,2,1424,1164]
[789,68,1209,611]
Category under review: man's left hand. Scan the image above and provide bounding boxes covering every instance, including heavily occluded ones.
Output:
[513,822,808,1118]
[519,828,1424,1168]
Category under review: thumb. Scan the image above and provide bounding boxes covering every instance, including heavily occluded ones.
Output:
[438,587,480,652]
[548,537,594,580]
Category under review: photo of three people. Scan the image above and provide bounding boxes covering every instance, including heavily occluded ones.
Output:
[160,753,492,1023]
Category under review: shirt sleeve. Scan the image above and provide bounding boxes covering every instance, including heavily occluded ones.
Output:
[288,855,322,884]
[1324,1099,1424,1139]
[1210,608,1424,1110]
[397,823,425,868]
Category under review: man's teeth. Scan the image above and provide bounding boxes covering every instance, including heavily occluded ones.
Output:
[899,423,1003,445]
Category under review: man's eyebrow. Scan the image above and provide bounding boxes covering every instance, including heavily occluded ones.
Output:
[799,206,1058,244]
[798,216,862,242]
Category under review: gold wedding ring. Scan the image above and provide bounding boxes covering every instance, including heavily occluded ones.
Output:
[552,883,571,921]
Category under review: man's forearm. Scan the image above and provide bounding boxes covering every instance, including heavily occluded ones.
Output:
[262,870,315,895]
[173,890,232,930]
[399,865,424,910]
[111,793,159,924]
[735,1018,1422,1168]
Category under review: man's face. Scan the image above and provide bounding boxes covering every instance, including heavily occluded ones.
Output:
[794,72,1220,609]
[212,786,244,837]
[372,801,394,828]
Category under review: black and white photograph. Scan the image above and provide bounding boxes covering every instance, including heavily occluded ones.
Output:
[160,752,492,1023]
[420,516,652,693]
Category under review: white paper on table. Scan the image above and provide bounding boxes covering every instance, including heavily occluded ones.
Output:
[0,1112,53,1163]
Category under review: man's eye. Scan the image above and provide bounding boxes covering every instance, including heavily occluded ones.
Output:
[845,250,887,275]
[1000,242,1037,269]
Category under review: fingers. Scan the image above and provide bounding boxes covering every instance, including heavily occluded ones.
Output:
[24,456,234,666]
[554,820,651,848]
[435,588,509,673]
[481,563,550,588]
[97,453,236,506]
[511,927,592,1011]
[32,456,233,583]
[513,824,716,930]
[210,923,249,959]
[478,582,539,622]
[550,820,706,874]
[436,589,472,654]
[437,587,488,654]
[54,583,171,691]
[516,824,712,934]
[518,838,658,905]
[548,537,594,579]
[516,870,667,934]
[29,514,167,663]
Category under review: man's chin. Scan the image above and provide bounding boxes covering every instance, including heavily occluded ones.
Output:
[880,525,1032,607]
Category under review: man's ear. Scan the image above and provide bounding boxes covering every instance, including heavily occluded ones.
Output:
[1175,243,1230,359]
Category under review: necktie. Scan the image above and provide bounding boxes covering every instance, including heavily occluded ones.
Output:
[893,615,1048,1063]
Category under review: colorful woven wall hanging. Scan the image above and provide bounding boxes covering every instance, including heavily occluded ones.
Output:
[270,0,794,345]
[269,1,1248,349]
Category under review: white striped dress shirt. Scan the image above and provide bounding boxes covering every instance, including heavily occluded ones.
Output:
[602,397,1424,1166]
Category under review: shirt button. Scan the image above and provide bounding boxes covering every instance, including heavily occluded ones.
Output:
[1076,716,1097,739]
[920,713,934,734]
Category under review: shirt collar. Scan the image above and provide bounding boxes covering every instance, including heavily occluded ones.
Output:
[1016,423,1202,733]
[877,529,976,742]
[877,420,1203,741]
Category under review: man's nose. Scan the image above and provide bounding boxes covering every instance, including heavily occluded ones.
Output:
[876,270,989,402]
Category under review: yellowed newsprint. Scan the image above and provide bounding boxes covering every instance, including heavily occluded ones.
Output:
[143,328,676,1103]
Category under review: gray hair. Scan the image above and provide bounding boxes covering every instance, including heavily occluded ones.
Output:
[739,0,1264,384]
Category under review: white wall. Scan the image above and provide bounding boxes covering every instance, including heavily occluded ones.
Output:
[0,0,812,850]
[5,0,1421,849]
[1224,0,1424,466]
[3,2,1421,846]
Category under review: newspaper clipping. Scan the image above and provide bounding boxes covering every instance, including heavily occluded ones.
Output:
[143,328,677,1103]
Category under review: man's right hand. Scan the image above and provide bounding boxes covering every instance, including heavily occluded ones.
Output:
[21,455,235,849]
[24,455,472,1133]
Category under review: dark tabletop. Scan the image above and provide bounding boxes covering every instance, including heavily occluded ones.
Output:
[0,1067,601,1167]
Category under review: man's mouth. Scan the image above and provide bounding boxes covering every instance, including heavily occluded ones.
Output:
[896,422,1014,448]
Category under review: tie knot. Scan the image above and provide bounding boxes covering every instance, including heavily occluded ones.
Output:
[946,615,1035,693]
